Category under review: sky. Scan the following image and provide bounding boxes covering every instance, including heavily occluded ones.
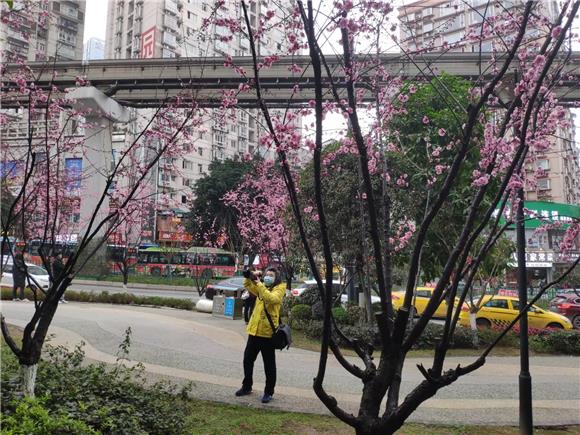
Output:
[83,0,107,43]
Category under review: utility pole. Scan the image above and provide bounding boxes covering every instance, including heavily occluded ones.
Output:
[516,187,533,434]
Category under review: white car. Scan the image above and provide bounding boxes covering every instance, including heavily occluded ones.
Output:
[289,279,380,304]
[1,261,50,291]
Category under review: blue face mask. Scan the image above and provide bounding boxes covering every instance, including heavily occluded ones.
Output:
[263,276,275,287]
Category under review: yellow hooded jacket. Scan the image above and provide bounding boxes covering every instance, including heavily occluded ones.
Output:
[244,278,285,338]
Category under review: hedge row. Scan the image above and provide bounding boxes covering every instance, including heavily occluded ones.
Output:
[1,288,195,311]
[288,303,580,355]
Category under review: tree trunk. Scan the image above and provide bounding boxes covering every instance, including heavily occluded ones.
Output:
[469,311,479,347]
[21,364,38,397]
[122,262,129,291]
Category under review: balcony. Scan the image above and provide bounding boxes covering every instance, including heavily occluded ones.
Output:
[164,0,178,15]
[7,27,30,43]
[60,6,80,21]
[163,31,177,48]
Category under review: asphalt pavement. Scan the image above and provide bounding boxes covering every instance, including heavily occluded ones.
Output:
[2,301,579,426]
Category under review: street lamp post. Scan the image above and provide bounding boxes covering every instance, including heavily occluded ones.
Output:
[516,188,533,434]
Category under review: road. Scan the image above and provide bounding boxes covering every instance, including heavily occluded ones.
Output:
[2,301,579,426]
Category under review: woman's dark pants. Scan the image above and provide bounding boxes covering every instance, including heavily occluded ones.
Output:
[242,335,276,395]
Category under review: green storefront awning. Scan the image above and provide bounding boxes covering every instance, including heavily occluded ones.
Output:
[496,201,580,229]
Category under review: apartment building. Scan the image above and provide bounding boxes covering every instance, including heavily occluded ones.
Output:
[397,0,561,53]
[1,0,85,62]
[398,0,579,204]
[104,0,296,245]
[398,0,580,284]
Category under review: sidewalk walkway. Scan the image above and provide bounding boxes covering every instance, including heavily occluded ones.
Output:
[3,301,579,426]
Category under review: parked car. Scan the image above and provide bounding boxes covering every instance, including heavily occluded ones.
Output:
[289,280,343,298]
[460,295,572,330]
[391,287,468,318]
[1,261,50,291]
[290,280,381,304]
[549,294,580,329]
[205,276,246,300]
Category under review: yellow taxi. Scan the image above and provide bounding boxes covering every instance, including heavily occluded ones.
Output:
[459,295,572,330]
[391,287,466,318]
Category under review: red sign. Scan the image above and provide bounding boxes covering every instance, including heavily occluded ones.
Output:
[497,289,518,297]
[141,27,156,59]
[158,231,193,242]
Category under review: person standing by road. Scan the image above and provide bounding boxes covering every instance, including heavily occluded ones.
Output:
[235,267,285,404]
[12,252,27,302]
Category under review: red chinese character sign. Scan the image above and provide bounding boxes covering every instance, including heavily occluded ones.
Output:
[140,27,156,59]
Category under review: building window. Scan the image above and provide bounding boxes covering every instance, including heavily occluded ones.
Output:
[198,147,203,156]
[181,195,187,204]
[198,164,203,173]
[182,159,194,170]
[202,3,208,12]
[537,179,550,190]
[536,159,550,170]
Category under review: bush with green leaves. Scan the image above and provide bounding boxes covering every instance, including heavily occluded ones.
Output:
[530,330,580,355]
[1,288,195,311]
[296,286,320,306]
[1,330,191,435]
[290,304,312,322]
[331,306,349,325]
[345,304,365,325]
[281,295,299,318]
[1,397,98,435]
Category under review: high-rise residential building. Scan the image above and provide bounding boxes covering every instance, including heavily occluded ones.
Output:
[1,0,86,62]
[525,110,580,205]
[83,37,105,60]
[104,0,297,245]
[397,0,579,205]
[397,0,561,53]
[397,0,580,285]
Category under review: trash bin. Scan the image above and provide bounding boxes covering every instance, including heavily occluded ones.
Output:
[212,295,243,320]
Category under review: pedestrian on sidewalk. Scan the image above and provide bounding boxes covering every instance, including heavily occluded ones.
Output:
[12,252,27,301]
[235,267,285,404]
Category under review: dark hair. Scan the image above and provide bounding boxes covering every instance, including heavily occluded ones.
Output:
[265,267,282,287]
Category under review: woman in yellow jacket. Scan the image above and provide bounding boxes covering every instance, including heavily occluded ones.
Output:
[235,267,285,403]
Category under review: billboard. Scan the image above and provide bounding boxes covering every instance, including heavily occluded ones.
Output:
[64,158,82,190]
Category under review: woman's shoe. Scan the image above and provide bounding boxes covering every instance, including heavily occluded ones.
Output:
[261,394,273,403]
[235,388,252,397]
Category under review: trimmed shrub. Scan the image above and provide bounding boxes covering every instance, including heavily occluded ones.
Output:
[530,330,580,355]
[290,304,312,322]
[303,320,324,340]
[331,306,349,325]
[450,326,478,349]
[297,286,320,306]
[345,305,365,325]
[282,296,298,317]
[1,288,194,311]
[311,301,324,320]
[411,323,444,349]
[337,324,380,348]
